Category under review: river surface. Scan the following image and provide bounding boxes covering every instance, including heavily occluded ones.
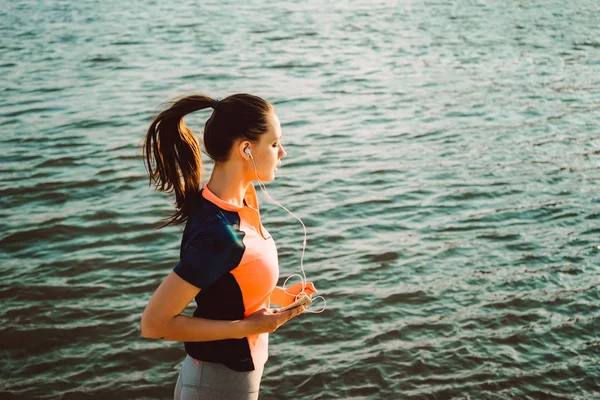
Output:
[1,0,599,399]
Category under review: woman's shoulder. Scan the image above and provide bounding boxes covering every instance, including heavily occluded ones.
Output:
[184,190,240,241]
[180,197,243,257]
[186,191,224,230]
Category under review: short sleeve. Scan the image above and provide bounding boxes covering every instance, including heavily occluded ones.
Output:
[173,226,244,290]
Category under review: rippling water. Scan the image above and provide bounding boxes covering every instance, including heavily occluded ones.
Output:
[2,0,599,399]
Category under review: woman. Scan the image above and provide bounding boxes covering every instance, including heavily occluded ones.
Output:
[140,94,317,399]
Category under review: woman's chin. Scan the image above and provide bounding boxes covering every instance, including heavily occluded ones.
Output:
[256,173,275,182]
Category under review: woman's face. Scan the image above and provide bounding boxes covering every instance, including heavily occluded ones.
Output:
[248,111,287,182]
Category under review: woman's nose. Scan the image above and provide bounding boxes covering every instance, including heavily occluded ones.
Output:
[279,145,287,159]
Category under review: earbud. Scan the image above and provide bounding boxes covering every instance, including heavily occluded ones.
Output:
[244,147,252,156]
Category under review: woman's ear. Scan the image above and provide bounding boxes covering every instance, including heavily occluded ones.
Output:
[237,140,252,160]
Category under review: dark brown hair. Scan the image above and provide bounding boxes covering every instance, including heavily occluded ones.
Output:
[143,93,273,227]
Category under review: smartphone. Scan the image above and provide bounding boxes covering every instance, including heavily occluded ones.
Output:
[279,295,312,312]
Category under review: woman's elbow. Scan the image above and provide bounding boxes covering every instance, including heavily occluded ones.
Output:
[140,313,164,339]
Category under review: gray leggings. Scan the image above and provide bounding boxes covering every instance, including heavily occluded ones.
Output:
[174,355,264,400]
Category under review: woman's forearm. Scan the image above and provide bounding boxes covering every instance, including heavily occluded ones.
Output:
[142,314,249,342]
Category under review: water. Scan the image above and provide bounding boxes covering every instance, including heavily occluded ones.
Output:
[1,0,599,398]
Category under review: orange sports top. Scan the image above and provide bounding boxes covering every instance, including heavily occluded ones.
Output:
[172,184,279,371]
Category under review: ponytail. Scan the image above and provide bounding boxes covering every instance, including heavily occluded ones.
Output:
[143,95,213,228]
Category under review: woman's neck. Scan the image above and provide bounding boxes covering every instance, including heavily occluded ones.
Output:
[206,162,251,208]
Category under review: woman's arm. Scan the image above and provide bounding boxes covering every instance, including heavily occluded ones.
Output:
[140,271,245,341]
[140,271,306,341]
[270,286,293,307]
[270,282,317,307]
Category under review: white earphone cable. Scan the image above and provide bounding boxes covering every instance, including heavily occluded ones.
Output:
[248,151,325,313]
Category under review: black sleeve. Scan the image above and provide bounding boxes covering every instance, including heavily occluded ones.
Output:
[173,222,245,291]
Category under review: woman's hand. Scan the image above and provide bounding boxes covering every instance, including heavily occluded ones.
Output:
[244,306,306,335]
[288,281,317,298]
